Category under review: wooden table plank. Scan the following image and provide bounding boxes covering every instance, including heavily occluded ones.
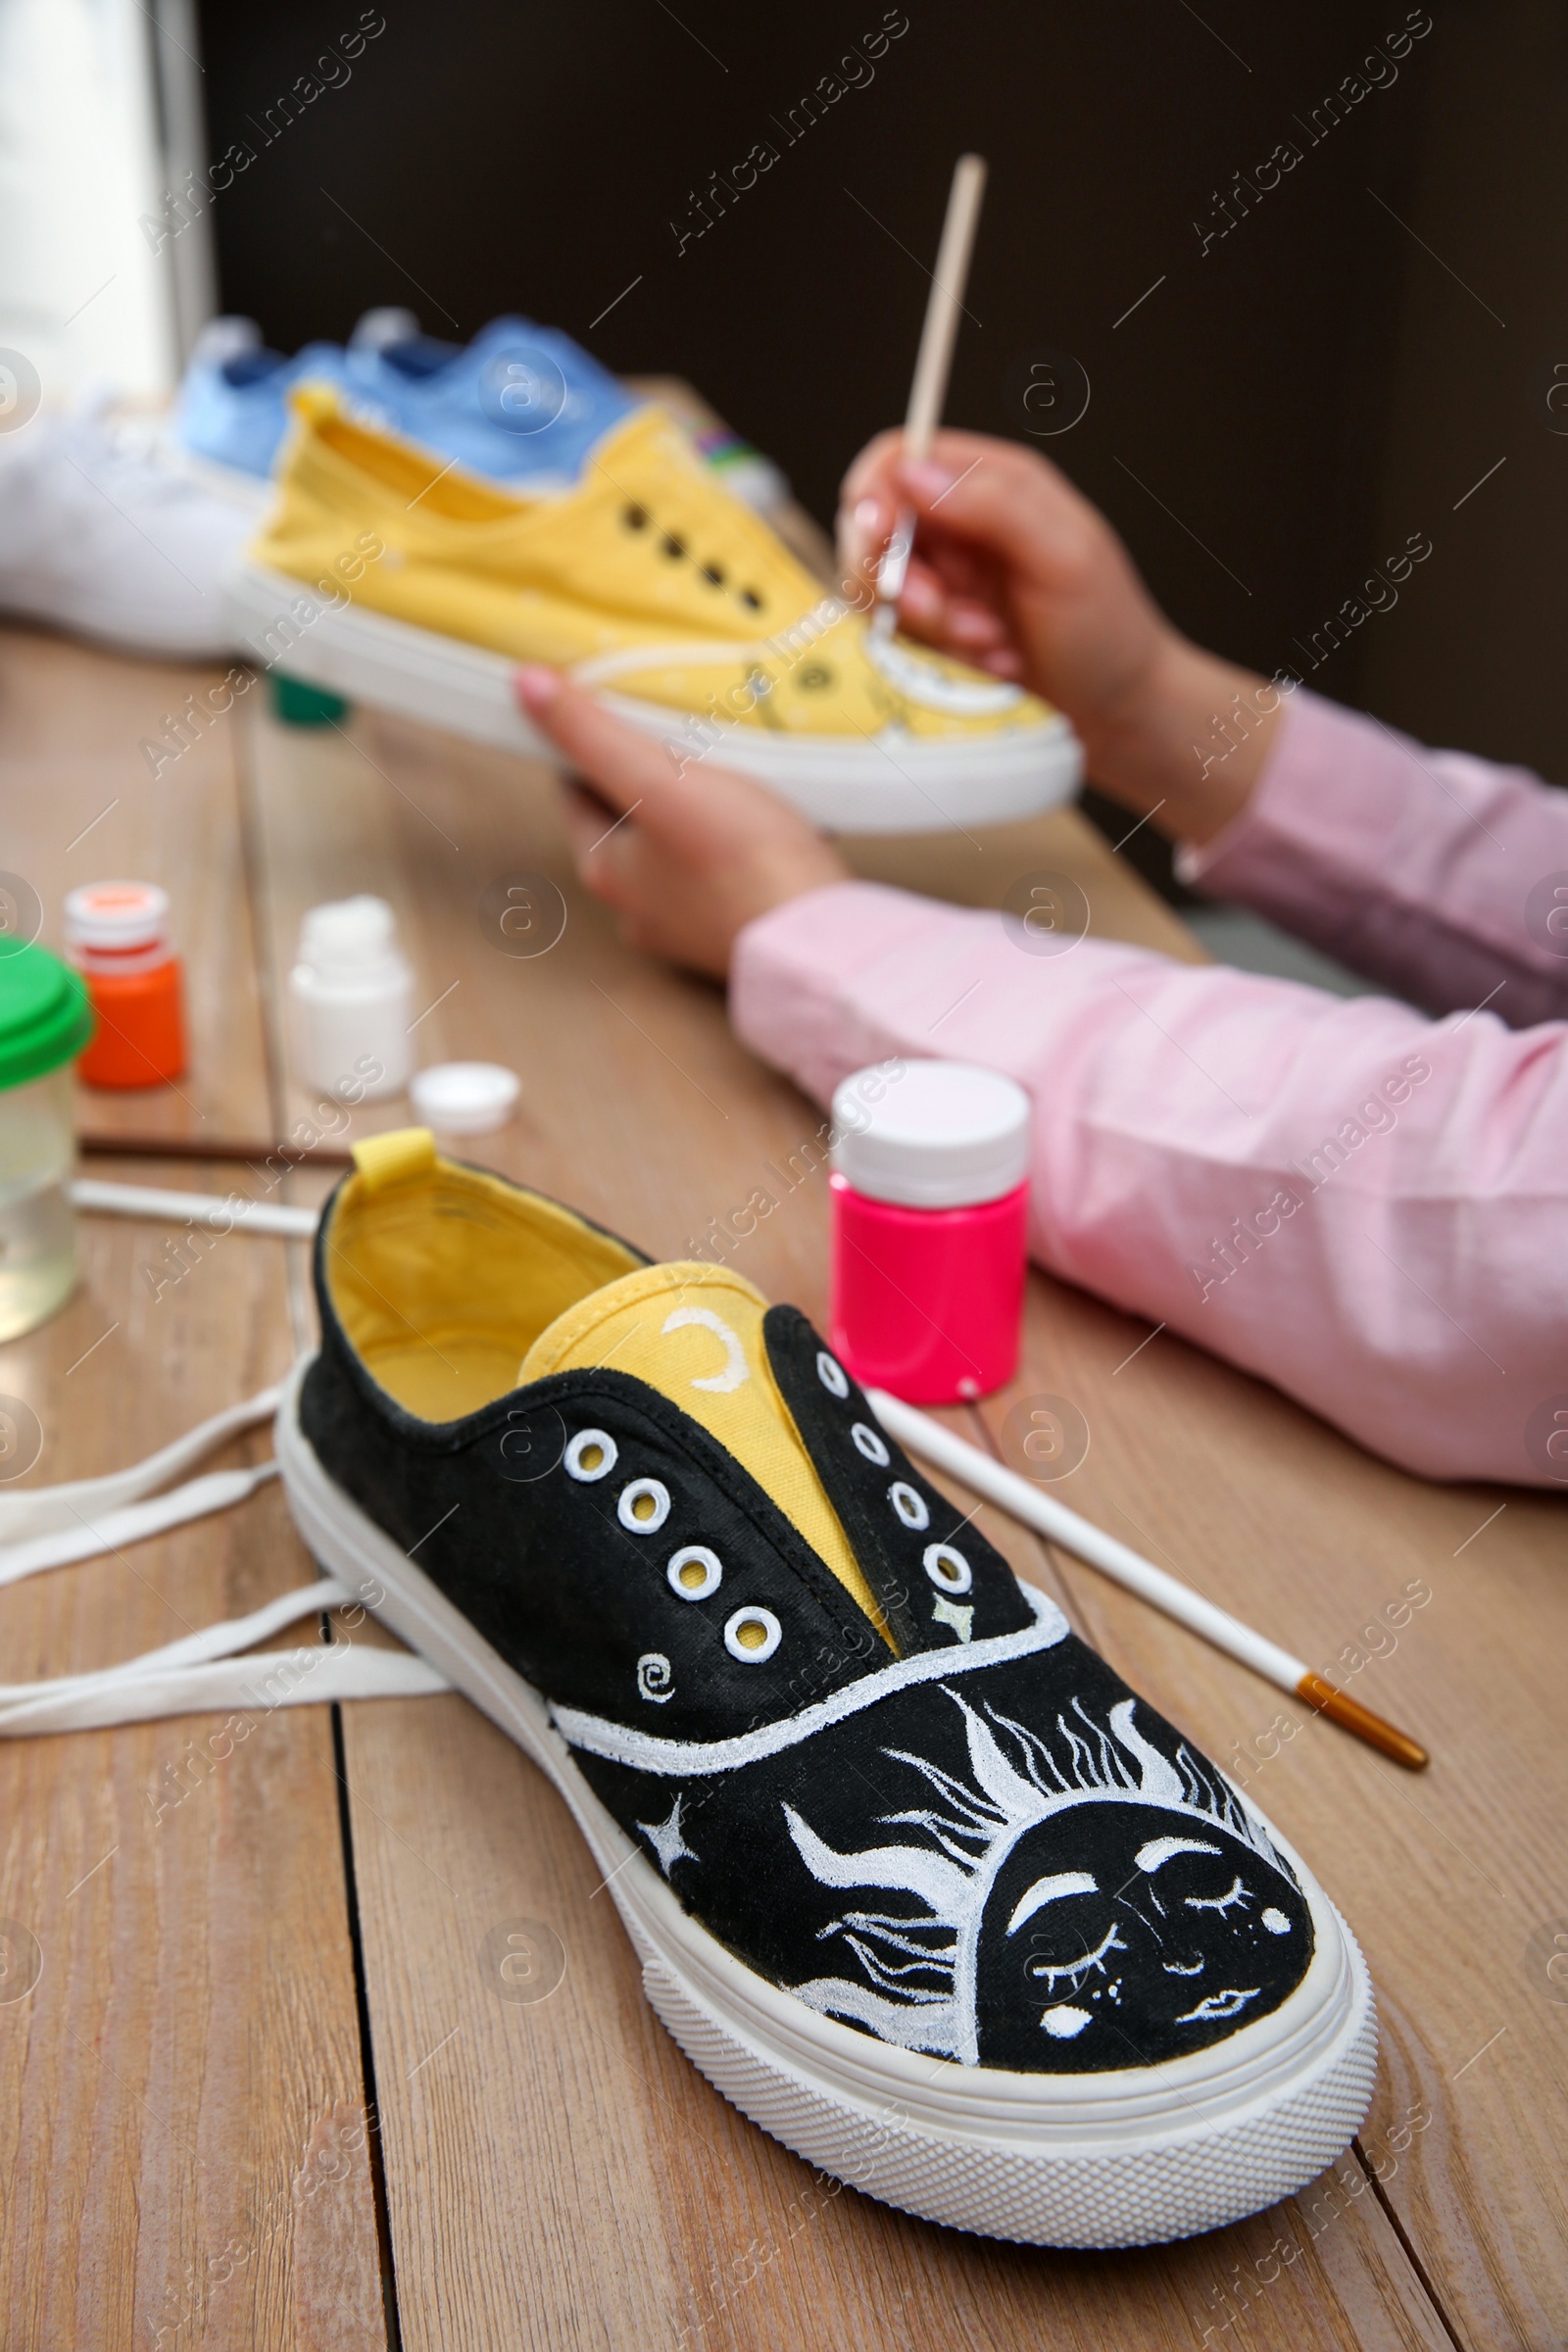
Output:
[243,698,1468,2348]
[973,1271,1568,2352]
[0,1161,386,2349]
[0,623,274,1150]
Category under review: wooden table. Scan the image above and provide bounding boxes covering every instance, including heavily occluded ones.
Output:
[2,607,1564,2351]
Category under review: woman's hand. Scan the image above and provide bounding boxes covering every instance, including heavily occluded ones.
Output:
[840,427,1165,701]
[515,666,851,979]
[838,429,1283,845]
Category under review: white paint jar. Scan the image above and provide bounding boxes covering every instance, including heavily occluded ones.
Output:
[288,896,415,1102]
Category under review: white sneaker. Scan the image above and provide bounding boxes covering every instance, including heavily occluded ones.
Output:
[0,400,262,660]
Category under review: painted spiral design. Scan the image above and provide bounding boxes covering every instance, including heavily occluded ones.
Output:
[636,1652,675,1704]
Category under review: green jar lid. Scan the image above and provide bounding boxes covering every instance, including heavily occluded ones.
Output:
[0,939,94,1090]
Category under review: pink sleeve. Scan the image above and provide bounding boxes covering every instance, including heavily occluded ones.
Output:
[1181,687,1568,1025]
[730,880,1568,1490]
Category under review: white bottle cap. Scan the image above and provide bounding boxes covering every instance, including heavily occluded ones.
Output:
[410,1061,520,1137]
[295,896,407,983]
[64,880,170,953]
[831,1059,1031,1209]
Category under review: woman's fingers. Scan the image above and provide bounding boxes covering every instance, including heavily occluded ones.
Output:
[848,534,1012,665]
[516,665,681,815]
[838,430,1053,677]
[837,493,895,601]
[895,563,944,628]
[838,425,924,514]
[517,665,789,885]
[971,643,1025,679]
[840,428,1097,591]
[894,443,1097,590]
[837,426,1000,549]
[558,777,624,881]
[944,598,1008,648]
[517,664,794,840]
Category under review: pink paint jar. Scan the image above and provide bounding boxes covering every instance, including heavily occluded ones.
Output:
[828,1060,1032,1404]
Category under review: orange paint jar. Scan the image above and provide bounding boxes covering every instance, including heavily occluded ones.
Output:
[64,881,187,1090]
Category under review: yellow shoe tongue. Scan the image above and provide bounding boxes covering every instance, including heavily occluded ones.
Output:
[519,1262,887,1637]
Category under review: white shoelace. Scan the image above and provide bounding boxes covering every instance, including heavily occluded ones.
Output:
[0,1378,451,1736]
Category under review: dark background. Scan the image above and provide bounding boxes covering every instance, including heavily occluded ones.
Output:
[192,0,1568,839]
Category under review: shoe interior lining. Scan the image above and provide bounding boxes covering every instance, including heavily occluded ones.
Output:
[312,403,522,522]
[323,1157,643,1422]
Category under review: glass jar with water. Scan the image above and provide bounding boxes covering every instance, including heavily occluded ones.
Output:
[0,942,92,1342]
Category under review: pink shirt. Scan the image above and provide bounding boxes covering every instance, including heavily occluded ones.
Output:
[731,688,1568,1489]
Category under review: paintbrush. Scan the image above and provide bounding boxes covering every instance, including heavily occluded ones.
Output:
[869,1388,1430,1771]
[871,152,988,637]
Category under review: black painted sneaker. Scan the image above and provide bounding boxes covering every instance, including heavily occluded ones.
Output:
[278,1130,1375,2247]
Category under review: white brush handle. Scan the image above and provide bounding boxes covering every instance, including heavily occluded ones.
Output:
[866,1388,1308,1692]
[71,1178,319,1237]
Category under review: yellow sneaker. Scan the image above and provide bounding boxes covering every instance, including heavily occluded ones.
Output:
[225,389,1080,831]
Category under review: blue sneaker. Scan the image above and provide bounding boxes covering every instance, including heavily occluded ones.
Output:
[173,311,630,488]
[174,311,636,490]
[172,317,352,483]
[361,318,788,505]
[172,312,785,506]
[350,311,637,487]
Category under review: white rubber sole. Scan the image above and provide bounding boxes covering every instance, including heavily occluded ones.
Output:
[275,1361,1377,2246]
[224,558,1082,834]
[0,581,246,663]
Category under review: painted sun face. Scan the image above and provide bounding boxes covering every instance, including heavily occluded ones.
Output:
[974,1799,1310,2072]
[784,1691,1314,2072]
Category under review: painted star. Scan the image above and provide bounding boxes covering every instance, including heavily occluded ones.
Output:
[931,1594,974,1643]
[638,1792,698,1877]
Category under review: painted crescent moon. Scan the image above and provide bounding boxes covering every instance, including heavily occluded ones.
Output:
[662,1305,750,1394]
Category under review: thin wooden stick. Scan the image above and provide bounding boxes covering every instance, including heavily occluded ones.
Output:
[868,1387,1430,1771]
[873,153,987,632]
[905,153,988,459]
[78,1132,353,1167]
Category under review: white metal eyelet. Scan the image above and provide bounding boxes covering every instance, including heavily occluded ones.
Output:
[923,1542,972,1594]
[564,1428,617,1482]
[815,1349,849,1398]
[889,1481,930,1531]
[851,1421,890,1467]
[666,1544,722,1601]
[617,1477,671,1534]
[723,1606,782,1663]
